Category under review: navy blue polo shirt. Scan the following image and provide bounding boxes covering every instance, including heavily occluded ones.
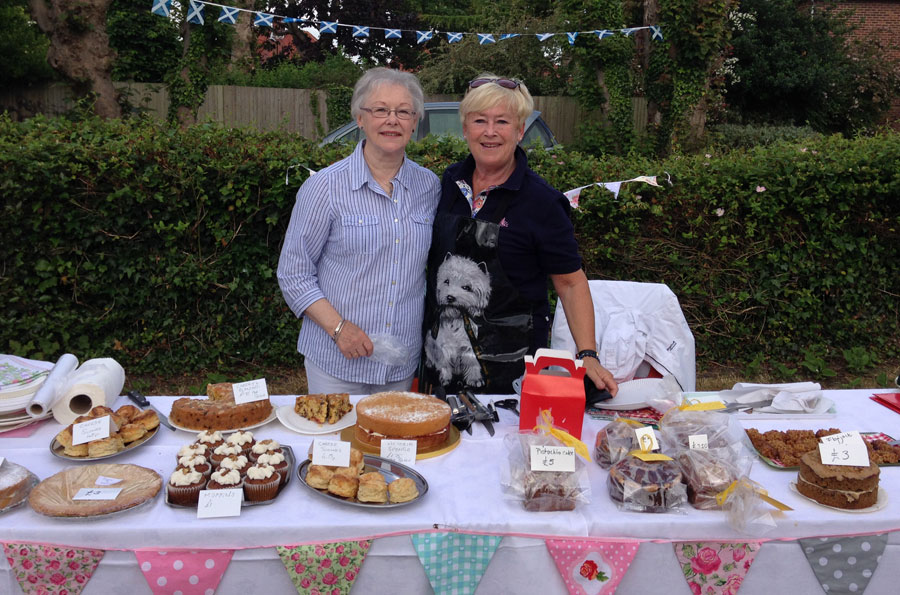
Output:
[438,147,583,351]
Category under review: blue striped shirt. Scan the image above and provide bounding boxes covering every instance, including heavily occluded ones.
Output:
[277,141,440,383]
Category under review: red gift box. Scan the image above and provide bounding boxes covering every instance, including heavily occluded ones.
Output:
[519,349,587,439]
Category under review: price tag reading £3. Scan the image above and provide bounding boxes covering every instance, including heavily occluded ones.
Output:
[312,440,351,468]
[818,431,870,467]
[232,378,269,404]
[530,445,576,472]
[73,488,122,501]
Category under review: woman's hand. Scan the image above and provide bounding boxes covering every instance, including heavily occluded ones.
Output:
[582,357,618,396]
[336,320,374,360]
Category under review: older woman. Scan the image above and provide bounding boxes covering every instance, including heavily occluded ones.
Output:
[421,74,618,397]
[278,68,440,394]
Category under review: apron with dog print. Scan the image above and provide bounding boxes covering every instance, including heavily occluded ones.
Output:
[420,192,534,395]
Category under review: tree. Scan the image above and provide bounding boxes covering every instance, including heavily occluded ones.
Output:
[107,0,179,82]
[27,0,121,118]
[0,0,55,85]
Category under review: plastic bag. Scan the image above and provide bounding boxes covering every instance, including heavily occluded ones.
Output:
[674,444,752,510]
[719,477,780,536]
[657,407,744,452]
[607,454,688,513]
[367,334,410,367]
[594,418,653,469]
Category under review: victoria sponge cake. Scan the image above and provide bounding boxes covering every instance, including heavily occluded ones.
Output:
[355,392,451,450]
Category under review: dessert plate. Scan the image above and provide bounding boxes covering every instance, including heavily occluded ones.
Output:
[297,454,427,509]
[276,405,357,435]
[50,425,159,461]
[339,425,461,460]
[789,482,887,513]
[168,409,277,434]
[599,378,666,411]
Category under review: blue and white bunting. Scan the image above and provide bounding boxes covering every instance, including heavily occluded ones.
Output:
[499,33,519,40]
[319,21,337,34]
[622,27,641,37]
[650,25,663,41]
[151,0,171,18]
[254,12,273,27]
[477,33,495,45]
[535,33,555,42]
[186,0,204,25]
[352,25,370,38]
[566,32,578,45]
[384,28,402,39]
[218,6,239,24]
[594,29,614,40]
[446,32,463,43]
[416,30,433,44]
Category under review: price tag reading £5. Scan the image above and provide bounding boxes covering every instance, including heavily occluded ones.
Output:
[818,431,869,467]
[530,445,576,472]
[232,378,269,405]
[312,440,351,468]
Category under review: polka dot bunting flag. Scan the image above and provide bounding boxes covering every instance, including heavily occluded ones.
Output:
[545,539,640,595]
[797,534,887,595]
[134,549,233,595]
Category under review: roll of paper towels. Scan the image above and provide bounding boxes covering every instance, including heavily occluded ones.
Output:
[52,358,126,425]
[26,353,79,419]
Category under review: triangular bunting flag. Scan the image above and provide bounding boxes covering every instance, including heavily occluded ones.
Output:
[254,13,274,28]
[566,32,578,45]
[500,33,520,40]
[564,185,591,208]
[151,0,171,18]
[135,549,233,595]
[594,29,614,40]
[536,33,555,41]
[186,0,204,25]
[601,181,622,199]
[625,175,661,187]
[673,542,760,595]
[352,25,370,38]
[798,534,888,595]
[650,25,663,41]
[3,543,105,595]
[546,539,639,595]
[477,33,495,45]
[319,21,337,34]
[218,6,239,24]
[416,30,433,44]
[621,27,642,37]
[278,541,371,595]
[384,28,402,39]
[446,32,463,43]
[412,533,501,595]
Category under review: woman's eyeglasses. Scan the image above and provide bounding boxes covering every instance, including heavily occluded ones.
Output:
[360,107,416,120]
[468,78,521,90]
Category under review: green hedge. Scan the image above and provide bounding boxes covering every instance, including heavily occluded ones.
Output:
[1,115,897,376]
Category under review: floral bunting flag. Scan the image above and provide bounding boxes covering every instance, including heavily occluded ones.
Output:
[277,540,370,595]
[545,539,639,595]
[3,543,104,595]
[797,534,888,595]
[411,532,501,595]
[134,549,233,595]
[673,542,760,595]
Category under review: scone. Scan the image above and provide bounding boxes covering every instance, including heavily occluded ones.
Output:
[118,423,146,443]
[333,466,359,480]
[55,426,74,448]
[306,465,335,489]
[388,477,418,503]
[115,404,141,422]
[132,410,160,431]
[88,436,125,457]
[63,443,89,457]
[327,474,359,499]
[350,448,365,474]
[357,472,388,503]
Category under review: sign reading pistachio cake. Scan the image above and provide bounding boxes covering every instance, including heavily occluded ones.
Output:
[354,392,451,451]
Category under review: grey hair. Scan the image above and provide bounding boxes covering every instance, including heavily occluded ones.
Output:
[350,67,425,122]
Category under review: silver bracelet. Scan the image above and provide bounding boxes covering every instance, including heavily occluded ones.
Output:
[332,318,346,342]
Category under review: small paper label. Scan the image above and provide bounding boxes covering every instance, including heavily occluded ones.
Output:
[232,378,269,404]
[72,416,115,445]
[530,445,576,472]
[312,440,351,467]
[380,440,417,466]
[197,489,243,518]
[688,434,709,450]
[818,431,870,467]
[633,426,659,451]
[95,476,123,486]
[73,488,122,501]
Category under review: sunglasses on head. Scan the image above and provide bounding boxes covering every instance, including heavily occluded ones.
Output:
[468,78,520,90]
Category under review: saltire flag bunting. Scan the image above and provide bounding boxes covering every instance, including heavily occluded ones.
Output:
[385,28,402,39]
[595,29,614,40]
[186,0,204,25]
[567,32,578,45]
[277,541,371,594]
[500,33,520,40]
[135,550,233,595]
[673,542,760,595]
[352,25,370,38]
[412,532,501,595]
[151,0,171,18]
[798,534,888,595]
[477,33,495,45]
[536,33,555,41]
[3,543,105,595]
[254,12,274,27]
[622,27,642,36]
[218,6,239,24]
[319,21,338,34]
[416,30,433,44]
[650,25,664,41]
[545,539,640,595]
[446,32,464,43]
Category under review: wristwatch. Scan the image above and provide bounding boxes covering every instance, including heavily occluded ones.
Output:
[576,349,599,362]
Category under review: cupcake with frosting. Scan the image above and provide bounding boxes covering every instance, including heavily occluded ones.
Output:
[207,468,244,491]
[167,467,206,505]
[243,463,281,502]
[211,443,242,467]
[176,443,208,463]
[226,430,256,455]
[257,451,289,487]
[219,454,250,477]
[249,438,283,462]
[176,454,212,478]
[195,430,225,451]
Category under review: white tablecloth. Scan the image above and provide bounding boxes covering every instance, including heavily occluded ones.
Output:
[2,389,899,594]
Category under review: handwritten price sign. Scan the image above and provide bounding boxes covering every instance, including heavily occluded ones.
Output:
[312,440,351,467]
[73,488,122,501]
[530,445,575,472]
[197,489,243,518]
[818,431,869,467]
[232,379,269,404]
[380,440,416,466]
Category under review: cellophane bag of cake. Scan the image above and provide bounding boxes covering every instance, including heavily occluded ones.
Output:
[594,417,653,469]
[501,411,591,512]
[657,406,743,453]
[606,454,689,513]
[674,444,753,510]
[720,477,779,536]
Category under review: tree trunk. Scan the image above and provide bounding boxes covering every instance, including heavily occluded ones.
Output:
[27,0,121,119]
[176,19,198,128]
[643,0,662,126]
[229,0,255,72]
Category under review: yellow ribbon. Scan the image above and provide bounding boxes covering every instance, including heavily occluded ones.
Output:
[716,479,793,511]
[678,400,726,411]
[534,409,591,461]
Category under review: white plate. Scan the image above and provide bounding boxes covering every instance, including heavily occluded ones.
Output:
[276,405,357,435]
[789,482,887,513]
[168,409,278,434]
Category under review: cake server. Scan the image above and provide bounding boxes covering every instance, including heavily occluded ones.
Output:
[446,394,473,435]
[459,391,495,437]
[126,390,176,431]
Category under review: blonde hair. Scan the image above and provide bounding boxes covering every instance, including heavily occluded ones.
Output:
[459,73,534,126]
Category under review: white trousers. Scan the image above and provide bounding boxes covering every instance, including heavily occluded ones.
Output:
[304,359,414,394]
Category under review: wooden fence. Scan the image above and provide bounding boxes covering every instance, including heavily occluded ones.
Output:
[0,83,643,145]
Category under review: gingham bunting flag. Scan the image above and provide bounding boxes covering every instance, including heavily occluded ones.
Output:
[352,25,370,37]
[186,0,204,25]
[151,0,170,18]
[594,29,614,40]
[477,33,495,45]
[622,27,642,36]
[218,6,239,24]
[384,28,402,39]
[567,32,578,45]
[319,21,337,34]
[412,533,502,595]
[650,25,663,40]
[536,33,555,41]
[416,30,433,44]
[254,12,274,27]
[500,33,519,40]
[446,32,463,43]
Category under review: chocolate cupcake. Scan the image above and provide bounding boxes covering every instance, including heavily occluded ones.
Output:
[219,454,250,477]
[226,431,255,455]
[176,443,208,463]
[243,463,281,502]
[210,443,242,467]
[207,468,244,491]
[249,439,283,462]
[195,430,225,451]
[167,468,206,505]
[257,451,289,487]
[177,454,212,479]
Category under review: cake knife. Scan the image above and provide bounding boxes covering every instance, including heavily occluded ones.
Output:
[127,390,176,431]
[459,391,495,437]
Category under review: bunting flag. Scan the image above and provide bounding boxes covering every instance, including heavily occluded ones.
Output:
[3,543,104,595]
[563,175,661,208]
[411,533,501,595]
[798,534,888,595]
[254,12,274,27]
[277,541,371,595]
[545,539,639,595]
[622,27,641,37]
[650,25,664,41]
[536,33,555,41]
[186,0,204,25]
[218,6,239,24]
[594,29,614,40]
[446,32,464,43]
[673,542,760,595]
[135,550,233,595]
[151,0,171,18]
[477,33,496,45]
[500,33,520,40]
[567,32,579,45]
[385,28,402,39]
[352,25,370,38]
[319,21,337,34]
[416,30,434,44]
